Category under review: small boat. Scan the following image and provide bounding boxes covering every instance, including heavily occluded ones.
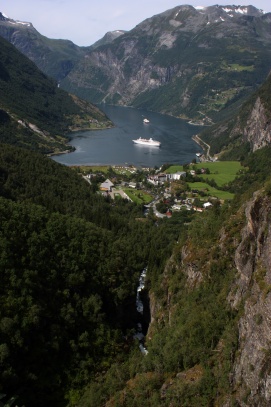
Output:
[143,118,150,123]
[133,137,161,147]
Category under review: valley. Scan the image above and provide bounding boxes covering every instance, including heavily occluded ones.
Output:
[78,160,239,210]
[0,3,271,407]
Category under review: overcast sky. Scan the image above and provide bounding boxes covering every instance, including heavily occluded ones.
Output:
[1,1,271,46]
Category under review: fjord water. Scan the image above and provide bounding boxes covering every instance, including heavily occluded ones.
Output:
[52,105,203,167]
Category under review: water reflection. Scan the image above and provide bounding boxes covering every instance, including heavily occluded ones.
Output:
[52,105,204,167]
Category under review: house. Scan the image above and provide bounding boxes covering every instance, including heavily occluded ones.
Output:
[167,171,186,181]
[147,174,165,185]
[86,173,96,179]
[147,176,158,186]
[129,182,137,189]
[157,173,167,182]
[172,204,182,211]
[192,206,203,212]
[100,179,114,192]
[203,202,212,209]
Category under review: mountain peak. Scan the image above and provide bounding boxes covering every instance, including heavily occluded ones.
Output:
[0,12,8,21]
[219,4,266,16]
[0,11,32,28]
[195,4,266,18]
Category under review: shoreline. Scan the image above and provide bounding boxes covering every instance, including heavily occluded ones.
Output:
[48,123,114,157]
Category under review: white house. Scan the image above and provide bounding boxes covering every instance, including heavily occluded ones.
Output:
[100,179,114,192]
[167,171,186,181]
[203,202,212,209]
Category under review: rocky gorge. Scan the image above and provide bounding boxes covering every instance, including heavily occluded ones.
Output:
[143,185,271,406]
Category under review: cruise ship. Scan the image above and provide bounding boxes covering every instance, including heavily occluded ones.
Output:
[133,137,161,147]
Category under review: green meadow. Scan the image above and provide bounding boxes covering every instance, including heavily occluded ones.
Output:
[166,161,244,187]
[74,165,110,174]
[123,188,153,204]
[194,161,244,186]
[188,182,234,200]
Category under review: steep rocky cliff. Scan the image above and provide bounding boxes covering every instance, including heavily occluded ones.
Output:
[1,6,271,124]
[227,191,271,406]
[145,187,271,405]
[243,97,271,152]
[200,71,271,157]
[61,5,271,123]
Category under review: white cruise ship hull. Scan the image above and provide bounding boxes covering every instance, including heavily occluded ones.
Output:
[133,137,161,147]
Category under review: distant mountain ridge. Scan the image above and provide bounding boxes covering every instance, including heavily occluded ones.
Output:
[0,12,125,82]
[58,4,271,124]
[90,30,126,50]
[0,11,87,82]
[0,35,111,153]
[1,5,271,126]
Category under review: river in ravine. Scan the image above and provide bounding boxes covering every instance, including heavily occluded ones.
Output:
[134,268,149,355]
[52,104,204,168]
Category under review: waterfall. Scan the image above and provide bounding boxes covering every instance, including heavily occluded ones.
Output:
[134,268,148,355]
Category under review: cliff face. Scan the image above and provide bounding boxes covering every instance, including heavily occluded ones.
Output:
[243,97,271,152]
[200,71,271,157]
[1,7,271,123]
[147,190,271,405]
[228,191,271,406]
[60,5,271,122]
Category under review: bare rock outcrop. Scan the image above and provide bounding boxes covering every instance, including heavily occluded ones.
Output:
[228,191,271,406]
[243,97,271,152]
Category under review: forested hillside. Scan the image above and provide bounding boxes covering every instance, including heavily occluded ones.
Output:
[75,147,271,407]
[0,11,87,82]
[0,144,186,407]
[1,142,271,407]
[0,5,271,406]
[0,36,111,153]
[200,71,271,158]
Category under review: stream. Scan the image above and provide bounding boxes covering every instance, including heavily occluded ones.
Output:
[133,268,149,355]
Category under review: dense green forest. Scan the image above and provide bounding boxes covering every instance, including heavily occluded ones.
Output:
[0,36,111,154]
[0,143,189,406]
[0,140,270,406]
[75,147,271,407]
[1,20,271,406]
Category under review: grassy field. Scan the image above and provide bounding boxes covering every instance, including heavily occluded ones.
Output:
[188,182,234,200]
[166,161,244,187]
[123,188,153,204]
[194,161,244,186]
[165,165,185,174]
[73,165,135,175]
[74,165,110,174]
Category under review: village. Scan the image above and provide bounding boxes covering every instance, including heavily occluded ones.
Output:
[80,160,242,218]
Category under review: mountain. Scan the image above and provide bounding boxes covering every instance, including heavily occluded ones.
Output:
[199,70,271,158]
[59,5,271,123]
[1,6,271,125]
[90,30,126,50]
[1,6,271,407]
[0,35,111,153]
[0,12,88,81]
